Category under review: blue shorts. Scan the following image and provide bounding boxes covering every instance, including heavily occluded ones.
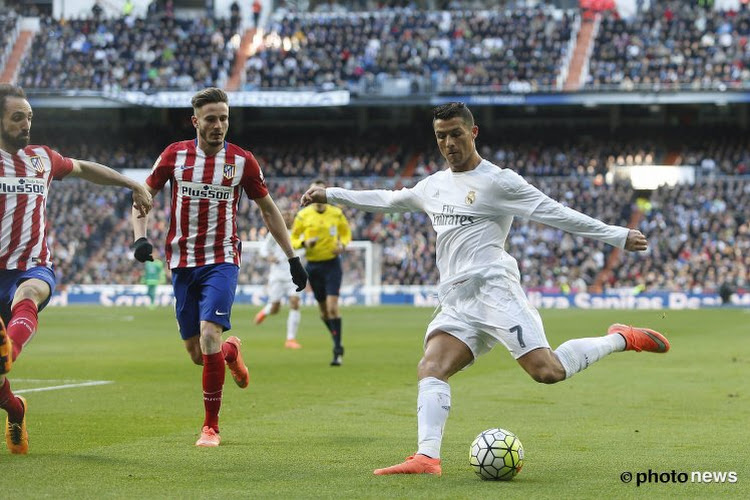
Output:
[0,266,56,324]
[306,258,342,304]
[171,263,238,340]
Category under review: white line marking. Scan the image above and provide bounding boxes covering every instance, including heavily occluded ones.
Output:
[14,379,88,383]
[15,380,114,394]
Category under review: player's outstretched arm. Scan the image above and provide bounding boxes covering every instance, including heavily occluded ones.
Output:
[69,159,152,217]
[302,186,422,213]
[526,196,632,249]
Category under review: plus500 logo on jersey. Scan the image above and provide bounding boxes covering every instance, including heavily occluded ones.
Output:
[0,177,46,195]
[179,181,233,200]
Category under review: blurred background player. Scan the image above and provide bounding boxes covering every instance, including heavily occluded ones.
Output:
[254,210,303,349]
[291,179,351,366]
[131,87,307,447]
[140,247,166,309]
[0,84,152,455]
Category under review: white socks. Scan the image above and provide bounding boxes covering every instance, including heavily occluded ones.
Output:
[416,377,451,459]
[262,303,273,315]
[286,309,301,340]
[554,334,626,379]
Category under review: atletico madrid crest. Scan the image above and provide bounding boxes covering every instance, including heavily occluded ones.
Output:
[223,163,236,180]
[30,156,44,173]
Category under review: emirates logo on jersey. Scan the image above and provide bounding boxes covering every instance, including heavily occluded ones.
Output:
[223,163,236,180]
[29,156,44,173]
[465,190,476,205]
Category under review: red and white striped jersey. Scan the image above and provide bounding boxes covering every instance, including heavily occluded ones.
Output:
[146,140,268,269]
[0,145,73,270]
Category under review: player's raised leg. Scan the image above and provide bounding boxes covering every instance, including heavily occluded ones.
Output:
[3,277,51,370]
[534,324,669,381]
[223,336,249,388]
[374,331,472,476]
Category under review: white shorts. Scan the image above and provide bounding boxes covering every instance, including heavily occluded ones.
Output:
[266,278,296,303]
[425,274,549,360]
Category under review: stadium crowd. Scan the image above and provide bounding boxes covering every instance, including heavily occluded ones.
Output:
[250,6,573,93]
[18,15,237,91]
[0,10,18,70]
[587,1,750,91]
[11,1,750,95]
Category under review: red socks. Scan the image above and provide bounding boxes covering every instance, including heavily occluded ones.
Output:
[0,379,24,423]
[7,299,38,361]
[221,340,238,364]
[202,352,225,432]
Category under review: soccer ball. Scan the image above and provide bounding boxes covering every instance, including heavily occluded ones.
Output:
[469,428,524,480]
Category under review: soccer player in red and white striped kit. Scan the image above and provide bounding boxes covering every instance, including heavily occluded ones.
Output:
[0,84,153,454]
[131,87,307,447]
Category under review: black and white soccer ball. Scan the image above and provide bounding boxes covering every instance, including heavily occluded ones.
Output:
[469,428,524,480]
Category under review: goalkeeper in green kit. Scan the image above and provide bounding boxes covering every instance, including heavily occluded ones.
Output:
[141,250,166,309]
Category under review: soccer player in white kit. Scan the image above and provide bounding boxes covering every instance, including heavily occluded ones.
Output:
[254,211,302,349]
[301,102,670,476]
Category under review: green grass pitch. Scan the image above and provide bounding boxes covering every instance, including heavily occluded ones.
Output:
[4,306,749,499]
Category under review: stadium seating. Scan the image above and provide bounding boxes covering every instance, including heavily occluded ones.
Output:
[0,11,19,71]
[18,15,238,91]
[248,6,574,94]
[587,2,750,91]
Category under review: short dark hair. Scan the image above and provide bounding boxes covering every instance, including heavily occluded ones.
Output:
[0,84,26,118]
[432,102,474,127]
[311,178,326,186]
[191,87,228,110]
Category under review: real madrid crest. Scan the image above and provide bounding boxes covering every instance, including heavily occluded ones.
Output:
[465,190,476,205]
[223,163,236,180]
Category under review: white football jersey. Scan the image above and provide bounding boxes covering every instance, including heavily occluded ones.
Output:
[327,159,628,287]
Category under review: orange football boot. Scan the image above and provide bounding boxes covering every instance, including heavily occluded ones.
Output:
[254,310,267,325]
[5,396,28,454]
[284,339,302,349]
[195,426,220,447]
[374,454,442,476]
[608,324,670,353]
[225,336,249,388]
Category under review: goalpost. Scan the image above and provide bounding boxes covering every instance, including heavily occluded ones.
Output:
[241,240,382,305]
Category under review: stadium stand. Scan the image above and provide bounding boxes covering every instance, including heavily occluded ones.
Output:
[0,11,19,72]
[587,1,750,91]
[248,5,574,94]
[18,14,239,90]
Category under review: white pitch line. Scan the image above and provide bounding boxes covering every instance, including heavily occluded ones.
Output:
[15,380,114,394]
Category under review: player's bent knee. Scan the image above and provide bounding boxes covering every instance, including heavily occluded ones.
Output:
[529,366,565,384]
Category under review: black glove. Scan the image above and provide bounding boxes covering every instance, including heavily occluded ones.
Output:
[133,237,154,262]
[289,256,308,292]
